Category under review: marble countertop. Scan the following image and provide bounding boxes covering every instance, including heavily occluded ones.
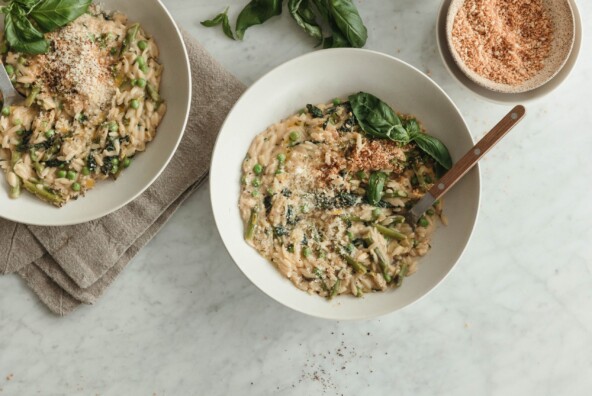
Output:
[1,1,591,394]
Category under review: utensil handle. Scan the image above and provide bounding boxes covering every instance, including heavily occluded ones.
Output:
[429,105,526,200]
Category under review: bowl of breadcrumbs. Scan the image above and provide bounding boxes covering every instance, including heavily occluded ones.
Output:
[446,0,575,93]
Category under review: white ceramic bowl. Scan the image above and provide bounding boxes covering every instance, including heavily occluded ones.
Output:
[437,0,582,103]
[0,0,191,226]
[211,49,481,320]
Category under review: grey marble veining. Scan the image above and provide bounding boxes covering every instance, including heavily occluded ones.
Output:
[1,0,592,395]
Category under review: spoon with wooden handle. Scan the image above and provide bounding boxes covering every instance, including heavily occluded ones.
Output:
[406,105,526,225]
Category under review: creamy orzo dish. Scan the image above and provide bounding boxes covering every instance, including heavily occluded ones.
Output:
[240,98,446,299]
[0,4,165,206]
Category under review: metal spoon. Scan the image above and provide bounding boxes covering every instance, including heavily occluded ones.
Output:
[406,105,526,225]
[0,63,24,107]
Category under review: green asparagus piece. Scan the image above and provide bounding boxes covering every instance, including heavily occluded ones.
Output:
[343,254,367,275]
[245,208,258,240]
[374,224,407,241]
[394,263,409,288]
[329,279,341,300]
[365,236,392,283]
[9,151,21,198]
[29,148,44,176]
[314,267,329,292]
[24,86,40,107]
[366,171,387,206]
[146,82,160,103]
[22,180,65,206]
[120,23,140,56]
[383,190,408,198]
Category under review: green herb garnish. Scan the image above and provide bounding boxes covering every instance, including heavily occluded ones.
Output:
[201,0,367,49]
[349,92,453,169]
[2,0,92,55]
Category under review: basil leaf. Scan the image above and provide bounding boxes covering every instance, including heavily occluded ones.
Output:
[327,0,367,48]
[288,0,322,41]
[222,12,235,40]
[349,92,409,142]
[5,10,48,54]
[201,7,235,40]
[29,0,91,32]
[201,10,226,27]
[366,172,386,206]
[404,118,421,137]
[235,0,283,40]
[412,133,453,170]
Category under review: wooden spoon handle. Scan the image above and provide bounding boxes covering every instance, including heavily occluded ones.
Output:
[429,105,526,200]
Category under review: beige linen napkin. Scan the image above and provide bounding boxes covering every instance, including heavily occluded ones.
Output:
[0,31,246,315]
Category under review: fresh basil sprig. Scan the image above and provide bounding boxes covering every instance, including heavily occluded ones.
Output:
[1,0,91,55]
[201,0,367,49]
[349,92,453,170]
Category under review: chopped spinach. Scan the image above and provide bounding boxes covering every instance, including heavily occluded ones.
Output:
[306,104,323,118]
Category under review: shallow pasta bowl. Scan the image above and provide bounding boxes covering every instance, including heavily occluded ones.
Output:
[0,0,191,226]
[210,49,481,320]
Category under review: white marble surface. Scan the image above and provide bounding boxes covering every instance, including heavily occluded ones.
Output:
[1,0,592,394]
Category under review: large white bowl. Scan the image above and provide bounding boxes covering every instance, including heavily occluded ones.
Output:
[0,0,191,226]
[211,49,480,320]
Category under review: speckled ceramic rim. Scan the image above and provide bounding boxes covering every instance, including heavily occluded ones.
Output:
[210,49,482,320]
[0,0,192,226]
[446,0,575,93]
[437,0,582,103]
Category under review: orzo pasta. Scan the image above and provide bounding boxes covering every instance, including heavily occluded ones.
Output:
[0,4,166,206]
[240,99,445,299]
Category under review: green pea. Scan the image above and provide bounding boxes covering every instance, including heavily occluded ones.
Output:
[108,121,118,132]
[332,98,341,105]
[252,178,261,187]
[253,163,263,175]
[433,200,440,206]
[111,158,120,166]
[137,40,148,51]
[17,56,26,65]
[56,170,67,178]
[66,171,77,181]
[302,247,312,258]
[426,208,435,216]
[45,129,55,138]
[424,174,433,184]
[135,56,146,67]
[130,99,140,109]
[289,131,299,142]
[1,107,9,116]
[277,153,286,163]
[111,165,119,174]
[13,118,22,125]
[123,158,132,168]
[4,64,14,75]
[418,217,429,227]
[372,208,382,219]
[82,167,91,176]
[135,78,146,88]
[251,190,259,197]
[71,182,81,192]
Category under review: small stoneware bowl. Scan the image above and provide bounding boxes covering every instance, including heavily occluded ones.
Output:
[446,0,575,93]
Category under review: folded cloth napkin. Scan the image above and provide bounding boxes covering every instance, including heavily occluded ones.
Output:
[0,31,246,316]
